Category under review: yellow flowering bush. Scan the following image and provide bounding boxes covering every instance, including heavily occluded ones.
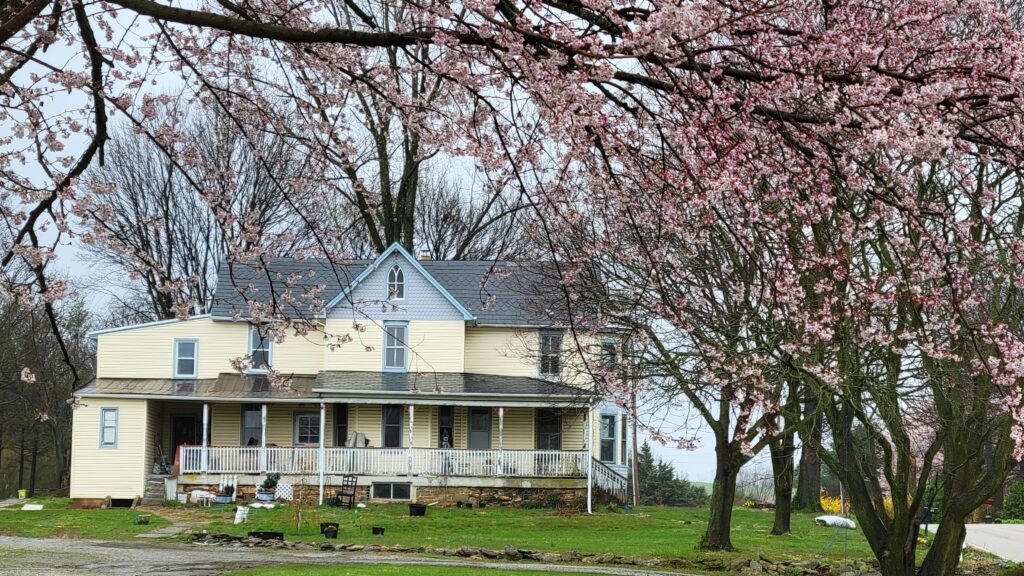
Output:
[819,495,893,517]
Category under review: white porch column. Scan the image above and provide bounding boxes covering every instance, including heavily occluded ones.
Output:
[497,407,505,477]
[201,402,209,472]
[407,405,415,475]
[586,404,594,515]
[259,404,268,472]
[318,402,326,505]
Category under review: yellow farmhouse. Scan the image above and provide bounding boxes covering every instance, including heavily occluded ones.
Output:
[70,244,629,509]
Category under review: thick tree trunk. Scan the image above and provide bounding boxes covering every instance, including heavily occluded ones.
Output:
[918,515,966,576]
[700,444,740,551]
[795,396,823,512]
[769,432,795,535]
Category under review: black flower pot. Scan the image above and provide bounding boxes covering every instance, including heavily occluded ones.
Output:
[372,527,385,536]
[320,522,339,539]
[409,503,426,517]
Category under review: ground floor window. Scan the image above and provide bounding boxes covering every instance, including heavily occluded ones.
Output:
[535,408,562,450]
[241,404,262,446]
[294,413,320,445]
[600,414,616,463]
[372,482,411,500]
[382,405,403,447]
[438,406,454,448]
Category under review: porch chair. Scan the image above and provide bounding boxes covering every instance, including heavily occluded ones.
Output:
[332,475,358,509]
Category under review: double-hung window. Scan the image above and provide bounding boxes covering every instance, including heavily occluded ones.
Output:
[539,331,562,377]
[173,339,198,378]
[294,413,320,445]
[100,408,118,448]
[334,404,349,446]
[437,406,454,448]
[249,327,271,372]
[383,322,407,371]
[600,414,617,463]
[600,338,617,367]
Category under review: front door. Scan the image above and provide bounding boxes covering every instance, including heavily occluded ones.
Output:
[171,416,197,452]
[467,408,491,449]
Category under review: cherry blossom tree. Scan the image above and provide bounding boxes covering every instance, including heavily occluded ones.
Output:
[5,0,1024,573]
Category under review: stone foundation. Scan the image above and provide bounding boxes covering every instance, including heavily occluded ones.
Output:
[415,486,586,509]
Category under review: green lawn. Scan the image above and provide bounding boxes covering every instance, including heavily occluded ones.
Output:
[0,497,170,539]
[186,503,873,564]
[225,565,609,576]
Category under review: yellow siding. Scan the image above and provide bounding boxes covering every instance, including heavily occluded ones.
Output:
[354,404,383,447]
[271,329,325,375]
[96,318,324,379]
[323,320,465,373]
[70,398,150,499]
[497,408,534,449]
[96,318,247,379]
[464,327,536,377]
[211,404,241,446]
[563,408,587,451]
[408,321,464,373]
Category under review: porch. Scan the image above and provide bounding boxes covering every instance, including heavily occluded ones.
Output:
[179,446,589,477]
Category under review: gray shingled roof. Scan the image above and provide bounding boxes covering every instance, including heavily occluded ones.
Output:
[315,371,589,399]
[209,257,564,326]
[76,371,593,404]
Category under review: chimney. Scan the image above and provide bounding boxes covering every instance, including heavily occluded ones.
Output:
[419,250,432,261]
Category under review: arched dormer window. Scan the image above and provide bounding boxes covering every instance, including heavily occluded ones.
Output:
[387,264,405,300]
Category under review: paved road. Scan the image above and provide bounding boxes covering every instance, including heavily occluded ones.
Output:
[0,535,687,576]
[924,524,1024,562]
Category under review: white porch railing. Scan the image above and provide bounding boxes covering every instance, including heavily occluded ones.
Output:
[179,446,589,478]
[591,458,629,504]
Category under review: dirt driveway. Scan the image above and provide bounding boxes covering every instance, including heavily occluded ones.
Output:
[0,535,685,576]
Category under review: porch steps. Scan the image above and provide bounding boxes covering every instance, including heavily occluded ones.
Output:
[141,474,168,506]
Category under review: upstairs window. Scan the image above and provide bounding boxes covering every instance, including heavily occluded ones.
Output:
[383,322,408,371]
[100,408,118,448]
[249,327,272,372]
[600,339,618,367]
[539,331,562,376]
[387,264,405,300]
[174,339,198,378]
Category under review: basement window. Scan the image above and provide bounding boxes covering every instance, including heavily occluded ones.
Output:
[372,482,411,500]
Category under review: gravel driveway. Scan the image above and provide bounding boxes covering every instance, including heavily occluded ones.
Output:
[0,535,685,576]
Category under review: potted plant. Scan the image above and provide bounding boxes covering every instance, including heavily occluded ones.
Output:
[408,502,426,517]
[214,485,235,504]
[256,473,280,502]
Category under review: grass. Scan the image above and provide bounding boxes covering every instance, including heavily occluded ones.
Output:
[224,565,611,576]
[0,497,170,539]
[180,502,873,565]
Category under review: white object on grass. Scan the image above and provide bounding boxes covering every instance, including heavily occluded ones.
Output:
[815,515,856,529]
[233,506,248,524]
[249,503,275,509]
[356,502,367,508]
[20,504,43,511]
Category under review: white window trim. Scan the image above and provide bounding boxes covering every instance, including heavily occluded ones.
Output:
[387,264,406,301]
[248,326,272,374]
[173,338,199,379]
[293,413,321,446]
[599,413,617,463]
[382,321,408,372]
[99,408,118,448]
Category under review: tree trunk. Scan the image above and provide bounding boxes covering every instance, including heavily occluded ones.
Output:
[795,396,823,512]
[17,427,25,491]
[770,432,795,535]
[700,444,740,551]
[28,429,39,497]
[918,515,966,576]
